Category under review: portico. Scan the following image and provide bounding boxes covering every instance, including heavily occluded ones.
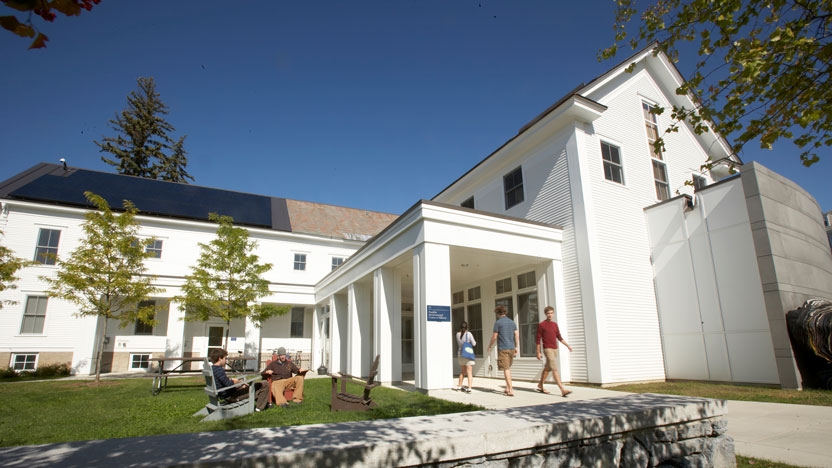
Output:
[313,200,564,391]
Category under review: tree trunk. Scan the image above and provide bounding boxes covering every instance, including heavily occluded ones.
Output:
[93,320,105,384]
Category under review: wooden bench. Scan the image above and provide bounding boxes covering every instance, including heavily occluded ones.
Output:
[193,358,261,422]
[329,355,380,412]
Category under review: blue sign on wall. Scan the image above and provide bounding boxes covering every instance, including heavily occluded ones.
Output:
[427,305,451,322]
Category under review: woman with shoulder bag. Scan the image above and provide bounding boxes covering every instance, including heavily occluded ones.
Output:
[456,321,476,393]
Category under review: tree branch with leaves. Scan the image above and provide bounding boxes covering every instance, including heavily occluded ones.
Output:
[0,229,34,309]
[601,0,832,166]
[176,213,287,350]
[41,191,160,383]
[1,0,100,49]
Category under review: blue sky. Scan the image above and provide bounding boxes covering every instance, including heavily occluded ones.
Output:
[2,1,830,215]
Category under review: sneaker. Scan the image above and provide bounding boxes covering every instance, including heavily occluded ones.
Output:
[454,387,462,392]
[279,403,290,408]
[464,387,472,394]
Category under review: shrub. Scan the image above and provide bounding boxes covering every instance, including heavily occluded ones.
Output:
[33,363,71,378]
[0,367,19,379]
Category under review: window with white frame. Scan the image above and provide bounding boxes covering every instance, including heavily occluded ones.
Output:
[452,291,464,305]
[134,300,155,335]
[293,253,307,271]
[145,239,163,259]
[517,270,536,290]
[653,160,671,201]
[503,166,524,209]
[642,101,663,160]
[693,175,708,192]
[130,354,151,370]
[601,142,624,184]
[34,228,60,265]
[20,296,47,334]
[290,307,304,337]
[331,257,344,271]
[12,354,37,371]
[467,303,484,356]
[518,291,539,357]
[461,196,475,209]
[467,286,481,301]
[495,277,512,295]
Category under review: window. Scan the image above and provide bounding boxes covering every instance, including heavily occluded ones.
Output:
[461,197,475,209]
[693,175,707,192]
[467,286,481,301]
[12,354,37,371]
[517,271,536,290]
[145,239,163,259]
[495,297,514,320]
[642,102,663,160]
[518,291,539,357]
[653,160,671,201]
[503,167,524,209]
[293,253,306,271]
[290,307,304,337]
[331,257,344,271]
[467,303,484,357]
[495,277,512,295]
[601,142,624,184]
[20,296,47,334]
[452,291,464,305]
[134,300,155,335]
[130,354,151,370]
[34,228,60,265]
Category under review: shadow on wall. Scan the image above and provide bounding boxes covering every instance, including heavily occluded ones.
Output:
[787,299,832,389]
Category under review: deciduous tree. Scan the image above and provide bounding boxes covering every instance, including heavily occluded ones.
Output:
[41,191,160,383]
[176,213,287,349]
[96,77,194,183]
[1,0,100,49]
[602,0,832,166]
[0,230,33,309]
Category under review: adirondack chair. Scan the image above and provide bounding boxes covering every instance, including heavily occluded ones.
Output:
[329,354,380,412]
[193,358,261,422]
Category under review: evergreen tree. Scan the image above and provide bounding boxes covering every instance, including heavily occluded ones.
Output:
[176,213,288,349]
[41,192,160,383]
[96,77,194,183]
[0,230,33,309]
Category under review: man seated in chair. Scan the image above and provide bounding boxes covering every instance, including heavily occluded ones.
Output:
[210,348,271,411]
[262,346,307,407]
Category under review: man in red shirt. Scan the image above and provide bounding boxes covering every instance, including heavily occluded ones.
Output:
[535,306,573,397]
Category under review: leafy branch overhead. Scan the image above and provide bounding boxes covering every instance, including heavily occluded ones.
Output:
[1,0,101,49]
[601,0,832,166]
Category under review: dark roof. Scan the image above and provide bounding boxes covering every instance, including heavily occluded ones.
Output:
[0,163,396,240]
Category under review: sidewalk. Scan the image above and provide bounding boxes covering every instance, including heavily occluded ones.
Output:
[423,378,832,468]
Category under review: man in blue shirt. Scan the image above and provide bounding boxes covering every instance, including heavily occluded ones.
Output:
[487,305,519,396]
[210,348,271,411]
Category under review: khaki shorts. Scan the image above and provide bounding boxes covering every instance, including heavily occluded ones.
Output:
[543,348,559,372]
[457,356,475,367]
[497,349,514,370]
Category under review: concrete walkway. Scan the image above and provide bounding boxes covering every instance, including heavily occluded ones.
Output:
[424,378,832,468]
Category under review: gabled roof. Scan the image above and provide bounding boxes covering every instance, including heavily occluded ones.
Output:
[0,163,397,241]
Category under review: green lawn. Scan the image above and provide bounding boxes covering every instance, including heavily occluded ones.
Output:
[605,380,832,407]
[0,376,480,447]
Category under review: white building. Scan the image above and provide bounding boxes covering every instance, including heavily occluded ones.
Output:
[3,44,831,390]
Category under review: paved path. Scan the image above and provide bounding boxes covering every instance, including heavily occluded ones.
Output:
[422,378,832,468]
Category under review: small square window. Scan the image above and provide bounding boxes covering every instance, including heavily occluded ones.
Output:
[503,167,524,209]
[12,354,37,371]
[293,253,307,271]
[693,175,707,192]
[461,197,475,209]
[331,257,344,271]
[34,228,60,265]
[452,291,465,305]
[601,142,624,184]
[467,286,481,301]
[145,239,163,258]
[517,271,536,289]
[495,277,512,295]
[130,354,151,370]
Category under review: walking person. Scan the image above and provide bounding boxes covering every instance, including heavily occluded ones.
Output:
[536,305,573,397]
[487,305,519,396]
[455,321,476,393]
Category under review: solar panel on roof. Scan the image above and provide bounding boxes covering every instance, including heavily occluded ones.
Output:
[9,169,274,228]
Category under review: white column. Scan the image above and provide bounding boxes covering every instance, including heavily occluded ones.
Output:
[331,294,347,374]
[165,300,186,357]
[347,282,373,376]
[374,267,401,383]
[413,242,452,390]
[311,305,320,372]
[244,315,260,370]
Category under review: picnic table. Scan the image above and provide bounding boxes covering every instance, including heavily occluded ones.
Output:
[150,355,260,395]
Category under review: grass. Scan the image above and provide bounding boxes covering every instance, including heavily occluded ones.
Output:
[0,376,481,447]
[604,380,832,407]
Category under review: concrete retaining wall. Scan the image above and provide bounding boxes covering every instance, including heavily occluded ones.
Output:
[0,394,734,468]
